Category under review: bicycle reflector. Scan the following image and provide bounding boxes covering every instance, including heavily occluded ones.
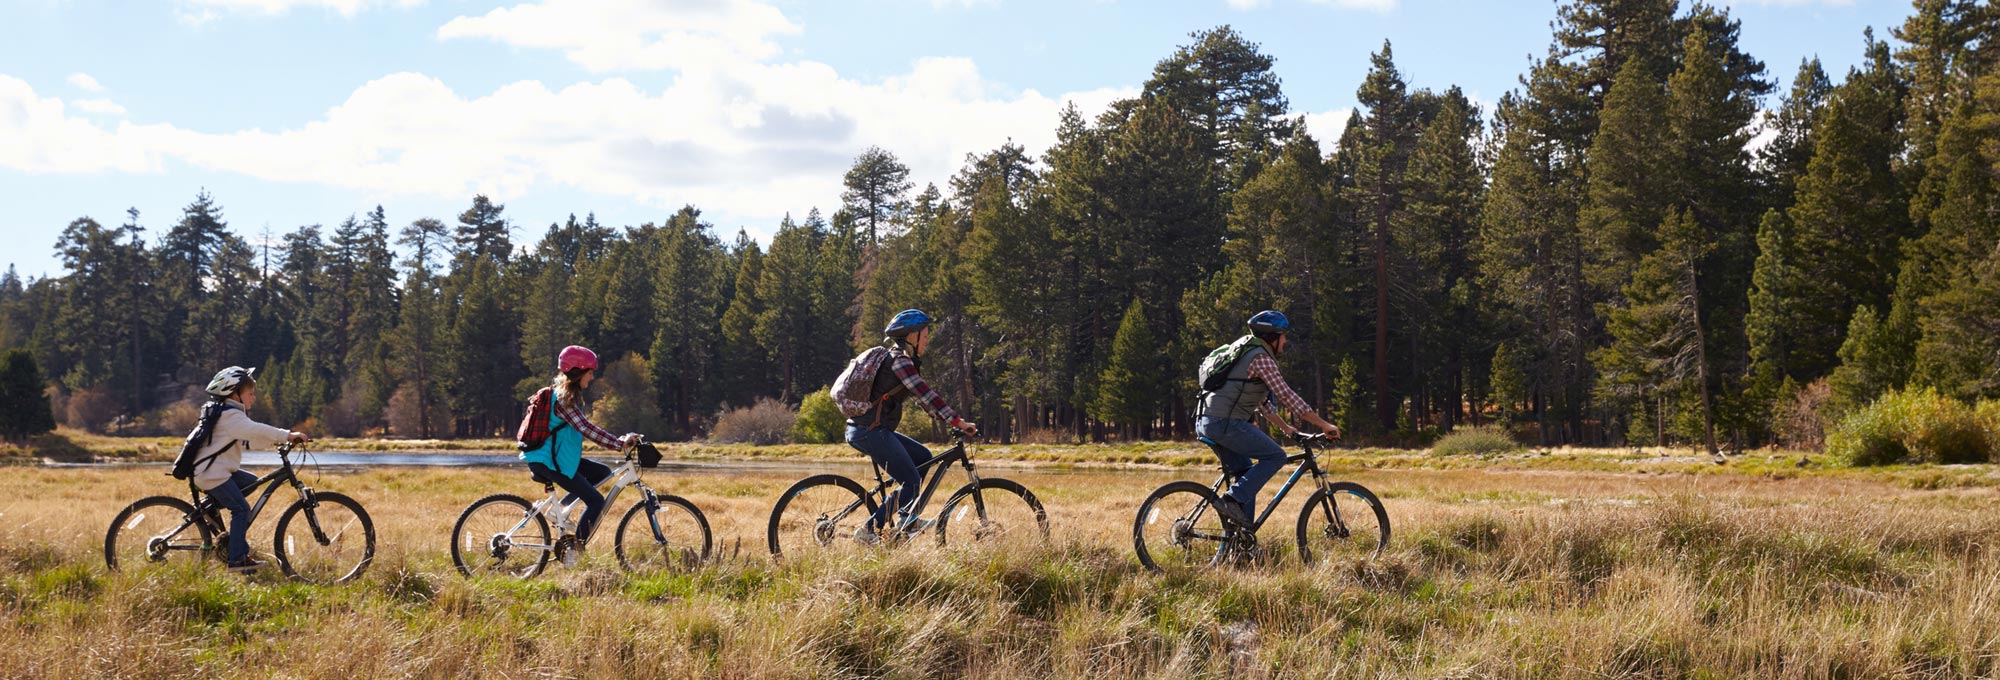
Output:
[636,442,663,468]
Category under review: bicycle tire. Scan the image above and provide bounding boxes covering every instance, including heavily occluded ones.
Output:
[767,474,876,558]
[274,491,376,584]
[934,478,1048,547]
[451,494,552,579]
[105,496,212,572]
[1296,481,1390,566]
[614,494,712,575]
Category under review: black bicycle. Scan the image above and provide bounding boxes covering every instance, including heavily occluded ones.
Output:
[1134,432,1387,570]
[450,438,711,579]
[767,434,1048,557]
[105,442,376,583]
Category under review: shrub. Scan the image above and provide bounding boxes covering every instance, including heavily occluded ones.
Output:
[137,399,202,437]
[61,387,120,434]
[710,398,796,445]
[1431,426,1523,457]
[792,390,845,444]
[317,383,367,438]
[590,354,668,437]
[1828,389,1992,466]
[1772,378,1832,451]
[385,384,451,439]
[0,351,56,441]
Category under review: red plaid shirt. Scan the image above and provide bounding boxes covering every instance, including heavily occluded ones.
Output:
[518,388,624,450]
[1247,352,1314,417]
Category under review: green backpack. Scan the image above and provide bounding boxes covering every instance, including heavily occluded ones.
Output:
[1196,335,1266,392]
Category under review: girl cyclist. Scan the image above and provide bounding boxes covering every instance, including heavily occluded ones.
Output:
[517,345,642,563]
[833,309,978,544]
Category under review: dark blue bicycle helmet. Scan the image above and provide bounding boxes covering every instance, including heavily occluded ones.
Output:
[1247,310,1291,334]
[884,309,933,337]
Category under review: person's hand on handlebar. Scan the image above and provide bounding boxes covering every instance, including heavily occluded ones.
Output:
[286,431,311,445]
[951,418,979,437]
[619,433,644,449]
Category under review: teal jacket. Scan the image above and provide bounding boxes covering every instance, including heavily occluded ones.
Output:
[518,411,584,477]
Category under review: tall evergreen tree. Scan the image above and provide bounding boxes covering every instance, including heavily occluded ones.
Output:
[841,148,913,247]
[1092,299,1160,438]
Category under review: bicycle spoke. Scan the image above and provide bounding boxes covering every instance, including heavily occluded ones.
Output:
[1134,481,1231,572]
[452,495,551,579]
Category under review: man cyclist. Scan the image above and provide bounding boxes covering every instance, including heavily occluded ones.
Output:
[1195,310,1340,528]
[832,309,978,544]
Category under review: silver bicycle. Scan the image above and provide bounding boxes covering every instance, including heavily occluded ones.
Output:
[450,439,710,578]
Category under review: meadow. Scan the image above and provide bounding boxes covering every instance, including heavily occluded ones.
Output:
[2,448,1997,678]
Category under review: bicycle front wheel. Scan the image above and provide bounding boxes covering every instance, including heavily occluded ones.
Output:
[935,478,1048,549]
[105,496,213,572]
[1133,481,1232,572]
[767,474,876,558]
[274,491,376,584]
[614,494,712,575]
[451,494,552,579]
[1296,481,1390,566]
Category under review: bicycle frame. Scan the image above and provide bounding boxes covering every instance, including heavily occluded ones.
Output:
[828,440,975,527]
[509,457,660,546]
[170,445,323,551]
[1206,441,1336,533]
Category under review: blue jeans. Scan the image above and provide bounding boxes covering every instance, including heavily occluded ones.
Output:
[529,459,613,543]
[1197,416,1288,512]
[846,425,932,530]
[203,470,260,563]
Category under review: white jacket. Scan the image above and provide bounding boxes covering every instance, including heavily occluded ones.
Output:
[191,401,293,491]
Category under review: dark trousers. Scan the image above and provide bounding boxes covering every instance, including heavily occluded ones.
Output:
[845,425,933,530]
[529,459,614,543]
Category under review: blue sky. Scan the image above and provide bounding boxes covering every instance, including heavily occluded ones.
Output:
[1,0,1917,280]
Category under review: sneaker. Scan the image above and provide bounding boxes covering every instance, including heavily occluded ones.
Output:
[226,558,264,573]
[1212,497,1254,528]
[555,535,582,568]
[852,524,883,546]
[899,517,936,537]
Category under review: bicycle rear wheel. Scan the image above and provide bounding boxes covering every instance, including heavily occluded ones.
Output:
[614,494,712,575]
[1133,481,1233,572]
[105,496,213,572]
[274,491,376,584]
[451,494,552,579]
[1296,481,1390,566]
[935,478,1048,549]
[767,474,877,558]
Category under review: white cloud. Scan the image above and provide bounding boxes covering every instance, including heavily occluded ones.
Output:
[176,0,424,16]
[0,64,1131,224]
[72,98,127,115]
[1225,0,1269,9]
[0,76,159,173]
[1295,108,1354,142]
[438,0,802,72]
[68,73,104,92]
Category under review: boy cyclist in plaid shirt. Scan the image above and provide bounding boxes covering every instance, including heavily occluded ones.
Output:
[1195,310,1341,528]
[831,309,978,544]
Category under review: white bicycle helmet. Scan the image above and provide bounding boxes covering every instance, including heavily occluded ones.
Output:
[205,366,256,398]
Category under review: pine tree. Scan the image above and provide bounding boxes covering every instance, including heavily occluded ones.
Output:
[1092,299,1159,438]
[1760,58,1833,208]
[648,206,725,438]
[1595,209,1718,453]
[1393,89,1486,429]
[718,231,771,405]
[1744,210,1809,410]
[1784,34,1910,383]
[756,215,826,399]
[1139,25,1292,190]
[841,148,913,247]
[0,350,56,442]
[454,195,513,267]
[1579,57,1671,296]
[446,258,522,436]
[1826,305,1896,413]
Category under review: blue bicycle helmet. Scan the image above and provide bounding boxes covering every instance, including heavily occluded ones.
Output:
[1247,310,1291,334]
[884,309,933,337]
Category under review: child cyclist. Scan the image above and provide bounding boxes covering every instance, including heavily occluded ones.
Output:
[517,345,642,564]
[832,309,978,544]
[186,367,311,572]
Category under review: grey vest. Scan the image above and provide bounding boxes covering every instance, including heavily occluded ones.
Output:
[849,348,918,431]
[1197,347,1272,422]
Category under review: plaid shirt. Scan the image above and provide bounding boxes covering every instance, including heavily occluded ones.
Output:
[553,396,625,450]
[1247,352,1313,417]
[887,354,962,427]
[518,387,624,451]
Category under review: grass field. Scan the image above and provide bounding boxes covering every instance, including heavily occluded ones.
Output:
[3,450,1998,678]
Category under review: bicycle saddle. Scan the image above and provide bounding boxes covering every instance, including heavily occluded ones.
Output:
[527,467,558,493]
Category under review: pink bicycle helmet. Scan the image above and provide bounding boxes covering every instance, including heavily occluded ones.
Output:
[558,345,599,373]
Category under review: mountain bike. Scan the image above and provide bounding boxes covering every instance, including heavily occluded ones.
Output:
[104,441,376,583]
[1134,432,1388,570]
[450,438,711,579]
[767,433,1047,557]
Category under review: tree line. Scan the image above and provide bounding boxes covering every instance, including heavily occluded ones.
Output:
[2,0,1996,449]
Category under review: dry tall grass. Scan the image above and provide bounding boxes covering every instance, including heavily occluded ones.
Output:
[1,460,1995,678]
